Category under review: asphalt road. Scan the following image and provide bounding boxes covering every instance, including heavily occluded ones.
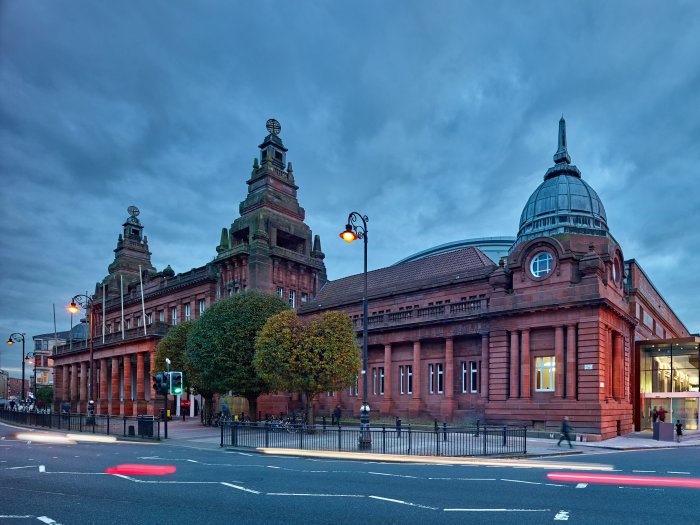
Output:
[1,422,699,524]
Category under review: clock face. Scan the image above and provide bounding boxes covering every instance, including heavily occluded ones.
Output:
[128,205,140,218]
[266,118,281,136]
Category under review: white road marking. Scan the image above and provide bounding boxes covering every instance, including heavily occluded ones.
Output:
[445,508,550,512]
[632,470,655,473]
[575,483,588,489]
[267,493,363,497]
[667,471,690,474]
[554,510,570,520]
[267,465,281,469]
[220,482,261,494]
[37,517,62,525]
[0,516,32,519]
[4,466,37,470]
[369,472,418,479]
[429,477,496,481]
[545,483,565,487]
[39,465,45,473]
[368,496,437,510]
[501,479,542,485]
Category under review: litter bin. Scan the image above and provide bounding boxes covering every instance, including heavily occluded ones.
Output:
[137,416,154,437]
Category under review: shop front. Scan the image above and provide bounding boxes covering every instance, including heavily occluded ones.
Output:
[635,337,700,431]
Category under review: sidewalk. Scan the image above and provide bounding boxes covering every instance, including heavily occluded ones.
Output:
[160,417,700,458]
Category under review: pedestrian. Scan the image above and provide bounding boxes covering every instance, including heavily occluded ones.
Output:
[675,420,683,442]
[658,406,667,423]
[651,406,658,423]
[332,404,341,426]
[557,416,574,448]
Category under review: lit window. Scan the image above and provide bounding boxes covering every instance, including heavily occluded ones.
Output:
[406,365,413,394]
[399,366,405,395]
[379,367,384,395]
[289,290,296,308]
[470,361,479,393]
[301,293,308,303]
[437,363,444,394]
[535,356,556,392]
[184,303,191,321]
[530,252,553,278]
[429,364,435,394]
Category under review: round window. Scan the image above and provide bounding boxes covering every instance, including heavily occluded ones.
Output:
[530,251,553,278]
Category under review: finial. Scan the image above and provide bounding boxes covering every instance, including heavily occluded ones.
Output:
[253,158,259,169]
[553,116,571,165]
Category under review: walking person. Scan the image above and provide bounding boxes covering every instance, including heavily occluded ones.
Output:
[675,420,683,443]
[332,404,342,426]
[658,406,667,423]
[652,406,658,424]
[557,416,574,448]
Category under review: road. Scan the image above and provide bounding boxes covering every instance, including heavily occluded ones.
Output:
[1,422,699,524]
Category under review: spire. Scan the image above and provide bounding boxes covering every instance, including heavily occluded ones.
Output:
[553,116,571,165]
[311,234,325,259]
[217,227,230,253]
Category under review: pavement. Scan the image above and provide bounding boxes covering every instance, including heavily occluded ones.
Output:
[160,416,700,460]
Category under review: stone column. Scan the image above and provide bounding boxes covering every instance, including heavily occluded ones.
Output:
[480,333,489,399]
[383,343,392,412]
[607,327,614,399]
[123,354,133,414]
[566,324,577,399]
[410,340,423,416]
[111,357,120,414]
[62,365,69,406]
[509,331,519,398]
[54,365,64,410]
[99,358,109,414]
[135,352,145,415]
[79,361,88,410]
[555,326,565,398]
[520,329,531,399]
[70,364,78,407]
[149,351,158,415]
[442,337,455,419]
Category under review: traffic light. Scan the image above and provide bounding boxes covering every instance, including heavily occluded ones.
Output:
[152,372,168,395]
[170,372,183,395]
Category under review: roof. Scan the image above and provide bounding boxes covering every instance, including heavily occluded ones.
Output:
[306,246,496,309]
[394,237,515,265]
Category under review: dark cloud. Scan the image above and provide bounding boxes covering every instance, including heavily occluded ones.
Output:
[1,0,699,376]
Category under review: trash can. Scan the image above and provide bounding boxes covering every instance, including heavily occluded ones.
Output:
[137,416,154,437]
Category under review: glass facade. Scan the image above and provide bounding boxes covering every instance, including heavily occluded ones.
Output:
[639,340,699,430]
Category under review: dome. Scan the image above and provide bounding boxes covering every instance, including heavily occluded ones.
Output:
[513,118,610,248]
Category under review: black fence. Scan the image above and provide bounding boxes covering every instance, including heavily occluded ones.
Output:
[221,421,527,457]
[0,409,161,441]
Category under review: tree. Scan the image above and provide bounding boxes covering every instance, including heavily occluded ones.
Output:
[35,386,53,407]
[154,320,194,389]
[254,310,360,424]
[186,292,289,421]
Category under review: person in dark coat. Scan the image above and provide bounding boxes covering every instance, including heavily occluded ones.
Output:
[332,405,342,426]
[652,406,658,423]
[675,420,683,442]
[557,416,574,448]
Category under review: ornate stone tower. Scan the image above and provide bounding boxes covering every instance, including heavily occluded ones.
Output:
[100,206,156,297]
[214,119,327,307]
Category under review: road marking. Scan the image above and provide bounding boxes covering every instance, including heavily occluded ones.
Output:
[267,465,281,469]
[369,472,418,479]
[39,465,45,473]
[429,477,496,481]
[0,516,32,519]
[545,483,565,487]
[668,471,690,474]
[268,493,363,497]
[632,470,655,473]
[220,482,261,494]
[37,517,62,525]
[575,483,588,488]
[501,479,542,485]
[369,496,437,510]
[445,508,550,512]
[554,510,570,520]
[4,466,37,470]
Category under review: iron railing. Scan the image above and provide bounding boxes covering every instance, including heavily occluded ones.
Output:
[221,421,526,457]
[0,409,161,441]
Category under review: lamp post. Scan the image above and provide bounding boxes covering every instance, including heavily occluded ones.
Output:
[340,212,371,449]
[68,294,95,417]
[6,333,26,402]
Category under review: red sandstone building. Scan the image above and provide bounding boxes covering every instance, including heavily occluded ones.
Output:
[51,119,691,438]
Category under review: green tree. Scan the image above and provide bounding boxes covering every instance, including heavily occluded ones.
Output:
[254,310,360,424]
[154,320,194,388]
[36,386,54,407]
[186,292,289,421]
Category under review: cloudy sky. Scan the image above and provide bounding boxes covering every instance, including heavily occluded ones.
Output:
[1,1,699,378]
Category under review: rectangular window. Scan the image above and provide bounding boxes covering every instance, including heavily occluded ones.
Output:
[461,362,468,393]
[348,375,359,397]
[185,303,191,321]
[126,318,132,329]
[406,365,413,394]
[399,366,405,395]
[108,324,112,334]
[470,361,479,393]
[137,316,142,327]
[159,310,165,322]
[35,340,43,351]
[199,299,206,315]
[379,367,385,395]
[301,293,308,303]
[277,287,284,298]
[146,313,152,325]
[289,290,296,308]
[437,363,444,394]
[116,321,121,332]
[373,368,378,395]
[429,364,435,394]
[171,307,178,325]
[535,356,556,392]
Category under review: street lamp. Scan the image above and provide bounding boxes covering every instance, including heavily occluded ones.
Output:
[68,294,95,417]
[6,333,26,402]
[340,212,371,449]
